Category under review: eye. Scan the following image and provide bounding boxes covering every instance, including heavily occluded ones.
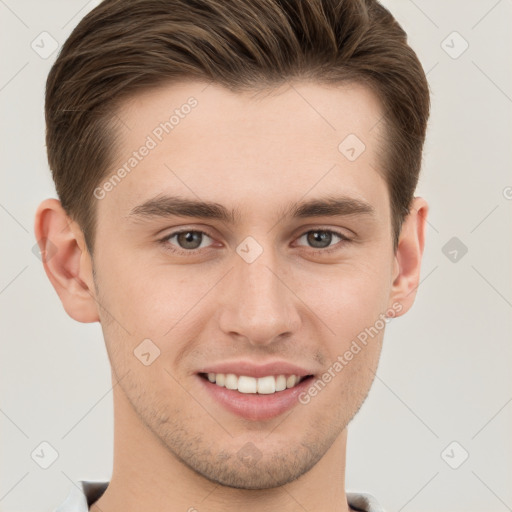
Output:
[295,229,351,252]
[158,227,352,257]
[159,230,214,253]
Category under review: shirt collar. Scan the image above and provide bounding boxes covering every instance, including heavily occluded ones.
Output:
[54,480,384,512]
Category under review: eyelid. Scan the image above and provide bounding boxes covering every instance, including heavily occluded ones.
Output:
[292,228,352,253]
[158,228,217,255]
[158,226,353,255]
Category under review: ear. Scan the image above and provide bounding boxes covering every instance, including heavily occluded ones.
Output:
[34,198,100,323]
[388,196,429,317]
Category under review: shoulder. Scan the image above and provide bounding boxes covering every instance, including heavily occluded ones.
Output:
[54,480,109,512]
[347,491,386,512]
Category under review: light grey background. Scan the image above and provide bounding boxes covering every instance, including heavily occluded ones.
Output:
[1,1,511,511]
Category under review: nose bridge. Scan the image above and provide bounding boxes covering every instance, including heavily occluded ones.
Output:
[219,240,300,345]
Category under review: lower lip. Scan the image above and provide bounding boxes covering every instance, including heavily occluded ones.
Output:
[197,375,314,422]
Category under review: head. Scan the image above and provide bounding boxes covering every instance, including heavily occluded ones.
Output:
[36,0,429,490]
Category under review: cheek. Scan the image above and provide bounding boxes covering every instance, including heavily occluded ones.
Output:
[95,236,392,356]
[96,251,211,339]
[295,258,392,341]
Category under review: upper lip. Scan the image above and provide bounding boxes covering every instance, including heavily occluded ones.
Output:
[197,360,316,379]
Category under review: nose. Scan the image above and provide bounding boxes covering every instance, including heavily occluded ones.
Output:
[217,246,301,347]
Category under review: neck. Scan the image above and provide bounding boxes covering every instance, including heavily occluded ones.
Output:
[91,375,354,512]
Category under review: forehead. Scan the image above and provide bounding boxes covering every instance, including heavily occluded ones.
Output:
[97,79,388,225]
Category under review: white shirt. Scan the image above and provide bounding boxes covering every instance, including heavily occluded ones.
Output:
[54,480,386,511]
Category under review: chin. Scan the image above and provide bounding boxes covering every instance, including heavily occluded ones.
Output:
[191,454,315,490]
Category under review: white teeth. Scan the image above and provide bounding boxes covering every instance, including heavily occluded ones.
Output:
[225,373,238,390]
[286,375,297,388]
[257,376,276,394]
[275,375,287,391]
[238,376,257,393]
[206,373,305,394]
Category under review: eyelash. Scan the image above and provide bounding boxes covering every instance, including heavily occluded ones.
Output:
[157,228,352,256]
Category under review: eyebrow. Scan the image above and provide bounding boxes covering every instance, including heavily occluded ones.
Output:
[127,194,376,224]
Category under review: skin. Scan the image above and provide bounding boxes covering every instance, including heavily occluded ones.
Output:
[34,80,428,512]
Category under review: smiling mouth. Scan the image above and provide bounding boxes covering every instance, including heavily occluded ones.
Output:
[199,372,314,395]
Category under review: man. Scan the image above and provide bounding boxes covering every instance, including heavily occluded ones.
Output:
[34,0,430,510]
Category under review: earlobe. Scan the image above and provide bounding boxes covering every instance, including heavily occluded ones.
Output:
[388,197,429,316]
[34,198,100,323]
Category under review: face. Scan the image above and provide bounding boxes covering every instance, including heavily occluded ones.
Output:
[91,80,400,489]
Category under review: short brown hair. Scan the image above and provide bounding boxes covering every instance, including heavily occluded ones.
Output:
[45,0,430,255]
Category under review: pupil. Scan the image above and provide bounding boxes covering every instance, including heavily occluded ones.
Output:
[176,231,333,250]
[308,231,331,248]
[178,231,201,249]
